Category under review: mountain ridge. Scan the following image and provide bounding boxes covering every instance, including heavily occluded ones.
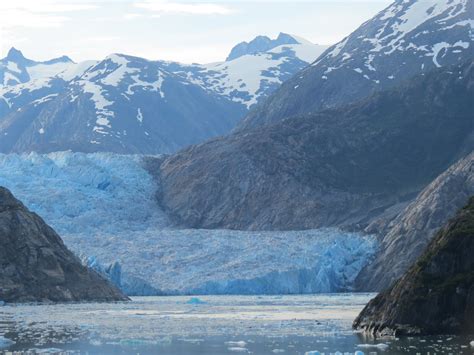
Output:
[0,35,327,154]
[151,59,474,231]
[226,32,301,61]
[238,0,474,131]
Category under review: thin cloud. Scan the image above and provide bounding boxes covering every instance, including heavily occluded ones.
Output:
[134,1,234,16]
[86,36,121,42]
[0,1,97,29]
[124,13,144,20]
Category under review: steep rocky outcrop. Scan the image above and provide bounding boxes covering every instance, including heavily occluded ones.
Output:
[151,60,474,230]
[0,187,128,303]
[353,197,474,336]
[356,153,474,291]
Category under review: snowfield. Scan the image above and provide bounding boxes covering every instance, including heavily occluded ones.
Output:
[0,152,377,295]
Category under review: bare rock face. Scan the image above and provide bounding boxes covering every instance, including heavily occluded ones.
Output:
[353,197,474,336]
[0,187,128,303]
[152,61,474,231]
[356,153,474,291]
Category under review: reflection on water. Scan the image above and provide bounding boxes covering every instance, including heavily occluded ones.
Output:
[0,294,472,354]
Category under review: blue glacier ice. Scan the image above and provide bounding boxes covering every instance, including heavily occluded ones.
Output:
[0,152,169,236]
[0,152,378,295]
[0,336,15,349]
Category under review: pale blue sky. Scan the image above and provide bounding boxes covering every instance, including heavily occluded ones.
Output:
[0,0,392,64]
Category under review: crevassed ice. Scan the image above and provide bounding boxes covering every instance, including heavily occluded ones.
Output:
[0,152,377,294]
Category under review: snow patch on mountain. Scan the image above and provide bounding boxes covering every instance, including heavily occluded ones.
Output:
[32,94,58,106]
[136,108,143,123]
[79,80,115,133]
[75,54,167,129]
[28,62,76,82]
[0,152,377,295]
[368,0,471,55]
[186,42,327,107]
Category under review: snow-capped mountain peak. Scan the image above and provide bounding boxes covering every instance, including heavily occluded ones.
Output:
[239,0,473,130]
[226,32,304,61]
[5,47,30,64]
[0,33,329,154]
[313,0,472,69]
[175,34,328,107]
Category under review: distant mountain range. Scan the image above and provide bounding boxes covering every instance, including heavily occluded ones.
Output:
[238,0,474,130]
[0,34,327,154]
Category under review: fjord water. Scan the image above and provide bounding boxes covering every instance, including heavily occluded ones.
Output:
[1,294,472,354]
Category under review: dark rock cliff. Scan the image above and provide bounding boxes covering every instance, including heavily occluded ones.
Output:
[353,197,474,336]
[0,187,128,303]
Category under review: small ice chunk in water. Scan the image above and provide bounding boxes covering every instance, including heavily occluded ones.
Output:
[227,341,248,352]
[26,348,62,354]
[226,341,247,347]
[272,349,285,353]
[357,343,389,351]
[186,297,207,305]
[470,340,474,347]
[90,339,102,346]
[355,351,365,355]
[305,351,321,355]
[0,336,15,349]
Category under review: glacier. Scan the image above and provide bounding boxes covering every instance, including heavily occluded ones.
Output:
[0,152,377,295]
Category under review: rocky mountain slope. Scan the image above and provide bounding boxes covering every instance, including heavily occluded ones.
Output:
[151,60,474,230]
[0,52,246,154]
[0,34,327,154]
[353,197,474,336]
[356,152,474,291]
[239,0,474,131]
[0,186,128,303]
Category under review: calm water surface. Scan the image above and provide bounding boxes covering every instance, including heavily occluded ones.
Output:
[0,294,472,354]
